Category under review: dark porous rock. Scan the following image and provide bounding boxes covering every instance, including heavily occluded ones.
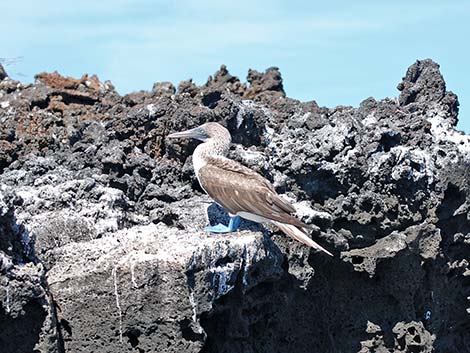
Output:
[204,65,247,98]
[0,59,469,352]
[0,190,61,353]
[398,59,446,105]
[0,64,7,80]
[178,79,199,97]
[244,67,286,101]
[152,81,176,97]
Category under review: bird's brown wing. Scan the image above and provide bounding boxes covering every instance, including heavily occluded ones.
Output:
[198,157,308,228]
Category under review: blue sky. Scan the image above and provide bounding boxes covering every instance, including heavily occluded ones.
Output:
[2,0,469,133]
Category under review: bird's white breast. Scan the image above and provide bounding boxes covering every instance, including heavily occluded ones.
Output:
[192,153,207,175]
[192,143,209,177]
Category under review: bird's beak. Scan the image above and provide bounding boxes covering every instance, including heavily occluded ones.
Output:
[167,127,207,140]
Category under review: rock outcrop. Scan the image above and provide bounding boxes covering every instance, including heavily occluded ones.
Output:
[0,59,469,352]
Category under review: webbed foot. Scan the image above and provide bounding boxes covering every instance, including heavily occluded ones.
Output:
[204,216,241,234]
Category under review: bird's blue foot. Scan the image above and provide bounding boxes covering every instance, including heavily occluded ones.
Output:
[204,216,241,234]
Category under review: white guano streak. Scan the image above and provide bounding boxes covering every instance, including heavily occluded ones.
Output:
[112,266,123,343]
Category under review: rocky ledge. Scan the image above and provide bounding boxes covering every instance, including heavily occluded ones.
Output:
[0,59,469,352]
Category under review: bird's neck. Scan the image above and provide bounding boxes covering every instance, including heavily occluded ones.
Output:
[193,138,229,175]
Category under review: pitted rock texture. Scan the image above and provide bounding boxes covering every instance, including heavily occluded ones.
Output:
[0,59,469,352]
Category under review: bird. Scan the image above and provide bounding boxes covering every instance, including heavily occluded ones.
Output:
[167,122,333,256]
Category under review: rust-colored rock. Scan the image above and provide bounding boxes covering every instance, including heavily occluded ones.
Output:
[244,67,285,100]
[0,140,16,168]
[35,71,104,92]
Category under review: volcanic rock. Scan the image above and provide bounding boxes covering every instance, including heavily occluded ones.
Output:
[0,59,469,352]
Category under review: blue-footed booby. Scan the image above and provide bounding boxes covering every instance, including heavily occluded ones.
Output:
[168,122,332,256]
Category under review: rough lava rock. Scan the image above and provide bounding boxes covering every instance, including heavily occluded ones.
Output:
[0,59,469,352]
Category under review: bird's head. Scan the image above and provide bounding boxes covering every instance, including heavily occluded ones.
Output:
[167,122,231,143]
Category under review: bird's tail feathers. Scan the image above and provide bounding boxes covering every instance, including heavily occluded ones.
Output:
[272,221,333,257]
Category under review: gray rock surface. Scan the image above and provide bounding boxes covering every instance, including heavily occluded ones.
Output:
[0,59,469,352]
